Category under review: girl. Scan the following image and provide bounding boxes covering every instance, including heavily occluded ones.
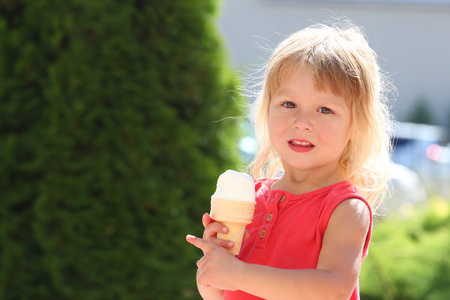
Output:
[187,22,393,300]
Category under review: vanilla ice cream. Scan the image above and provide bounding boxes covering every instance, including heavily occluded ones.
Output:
[212,170,256,203]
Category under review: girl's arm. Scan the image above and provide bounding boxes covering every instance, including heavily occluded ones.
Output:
[187,198,370,300]
[196,268,224,300]
[195,213,236,300]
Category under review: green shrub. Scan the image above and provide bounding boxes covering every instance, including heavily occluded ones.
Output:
[360,197,450,300]
[0,1,243,299]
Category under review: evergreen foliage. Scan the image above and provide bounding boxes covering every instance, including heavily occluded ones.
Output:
[360,197,450,300]
[0,0,243,299]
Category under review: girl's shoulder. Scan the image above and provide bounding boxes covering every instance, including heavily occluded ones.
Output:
[325,181,365,202]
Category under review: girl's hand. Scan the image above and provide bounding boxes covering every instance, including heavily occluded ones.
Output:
[186,235,244,291]
[201,213,234,251]
[202,213,250,253]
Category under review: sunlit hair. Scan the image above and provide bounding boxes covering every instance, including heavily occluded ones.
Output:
[248,22,394,211]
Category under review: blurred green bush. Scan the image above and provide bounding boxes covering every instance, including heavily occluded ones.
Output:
[0,0,243,299]
[360,197,450,300]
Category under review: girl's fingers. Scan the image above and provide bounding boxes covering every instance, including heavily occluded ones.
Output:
[201,213,211,228]
[204,224,233,249]
[215,239,234,249]
[186,235,215,255]
[200,212,233,249]
[203,221,228,240]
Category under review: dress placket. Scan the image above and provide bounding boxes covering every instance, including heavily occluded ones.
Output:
[256,191,286,248]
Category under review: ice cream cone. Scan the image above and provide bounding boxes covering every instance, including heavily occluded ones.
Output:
[211,198,255,255]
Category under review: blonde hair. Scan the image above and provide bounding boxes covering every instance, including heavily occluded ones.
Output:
[249,22,394,211]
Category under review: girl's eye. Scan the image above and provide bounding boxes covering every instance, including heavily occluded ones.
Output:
[282,102,296,108]
[318,107,333,114]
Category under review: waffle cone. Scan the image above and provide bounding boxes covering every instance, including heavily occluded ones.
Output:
[210,198,255,255]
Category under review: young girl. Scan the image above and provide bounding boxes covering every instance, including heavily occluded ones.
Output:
[187,22,393,300]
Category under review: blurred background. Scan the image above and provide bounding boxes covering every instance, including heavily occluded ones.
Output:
[0,0,449,299]
[219,0,450,205]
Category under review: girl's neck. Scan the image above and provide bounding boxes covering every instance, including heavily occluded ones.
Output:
[270,166,344,195]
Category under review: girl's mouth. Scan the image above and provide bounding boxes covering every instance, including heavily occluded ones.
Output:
[289,140,315,152]
[290,140,314,147]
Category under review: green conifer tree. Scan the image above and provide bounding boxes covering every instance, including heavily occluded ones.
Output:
[0,1,243,299]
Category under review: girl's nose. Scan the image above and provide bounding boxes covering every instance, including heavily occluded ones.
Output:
[293,111,314,132]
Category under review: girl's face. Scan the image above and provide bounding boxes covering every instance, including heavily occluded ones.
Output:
[268,66,352,179]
